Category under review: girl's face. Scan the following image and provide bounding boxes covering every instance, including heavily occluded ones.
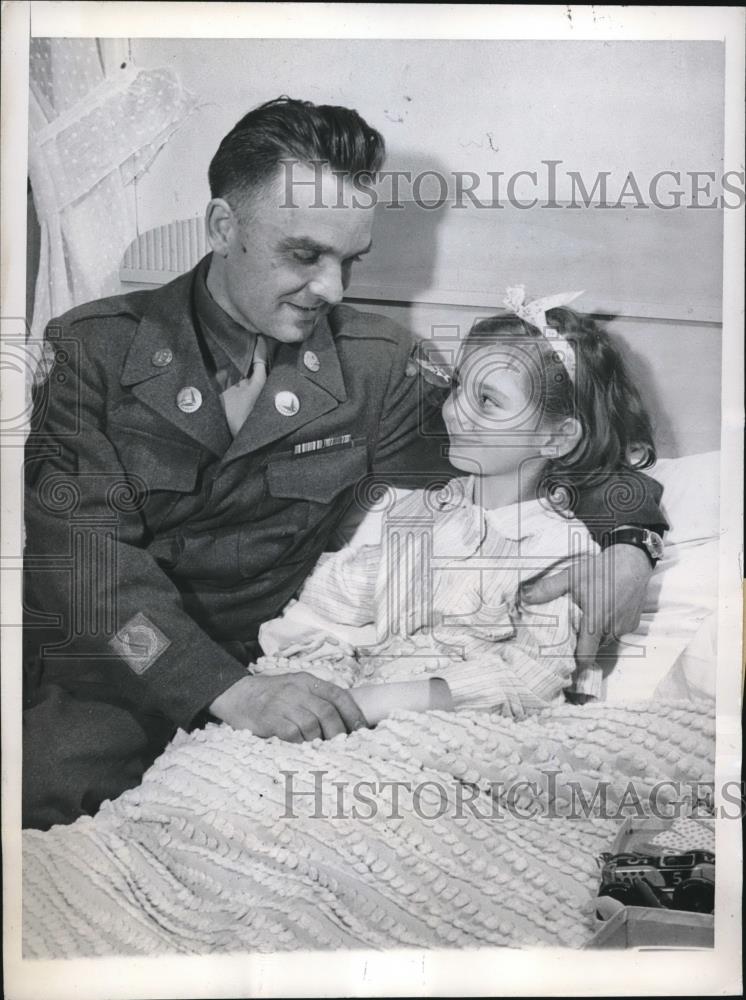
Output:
[442,342,555,477]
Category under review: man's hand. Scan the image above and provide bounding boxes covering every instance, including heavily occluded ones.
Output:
[520,544,653,671]
[209,672,369,742]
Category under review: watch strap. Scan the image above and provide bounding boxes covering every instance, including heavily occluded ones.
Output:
[602,527,663,567]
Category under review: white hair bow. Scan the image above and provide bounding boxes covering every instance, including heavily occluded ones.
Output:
[502,285,584,382]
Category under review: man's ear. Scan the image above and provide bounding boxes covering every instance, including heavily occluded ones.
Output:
[539,416,582,457]
[206,198,237,257]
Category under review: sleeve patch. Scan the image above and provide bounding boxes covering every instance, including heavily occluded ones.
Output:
[109,612,171,674]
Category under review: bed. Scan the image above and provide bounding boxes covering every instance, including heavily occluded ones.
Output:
[23,701,714,957]
[22,451,719,957]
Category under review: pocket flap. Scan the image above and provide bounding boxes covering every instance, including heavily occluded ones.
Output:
[267,443,368,503]
[113,426,202,494]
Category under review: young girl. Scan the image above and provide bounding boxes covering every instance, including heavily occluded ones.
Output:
[257,288,657,724]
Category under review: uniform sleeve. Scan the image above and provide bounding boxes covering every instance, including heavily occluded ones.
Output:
[369,333,453,485]
[24,325,248,730]
[571,468,668,539]
[297,545,381,626]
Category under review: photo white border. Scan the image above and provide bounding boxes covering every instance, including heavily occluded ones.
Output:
[2,3,743,998]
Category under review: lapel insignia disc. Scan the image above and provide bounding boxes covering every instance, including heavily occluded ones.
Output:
[274,390,301,417]
[303,350,320,373]
[177,386,203,413]
[152,349,173,368]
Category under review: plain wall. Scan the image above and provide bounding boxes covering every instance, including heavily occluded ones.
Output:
[130,39,725,228]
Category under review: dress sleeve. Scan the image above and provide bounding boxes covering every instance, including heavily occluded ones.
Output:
[440,644,572,716]
[565,661,604,701]
[297,544,381,627]
[440,594,581,716]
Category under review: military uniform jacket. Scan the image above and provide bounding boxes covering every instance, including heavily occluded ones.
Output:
[24,257,666,732]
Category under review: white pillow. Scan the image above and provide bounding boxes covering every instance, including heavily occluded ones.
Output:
[652,450,720,545]
[600,450,721,700]
[603,535,718,702]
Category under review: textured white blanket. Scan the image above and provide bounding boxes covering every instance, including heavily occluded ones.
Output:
[23,701,714,957]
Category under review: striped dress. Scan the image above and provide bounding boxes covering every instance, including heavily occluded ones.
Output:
[258,477,602,715]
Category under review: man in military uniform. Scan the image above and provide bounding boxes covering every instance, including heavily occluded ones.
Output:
[23,97,666,829]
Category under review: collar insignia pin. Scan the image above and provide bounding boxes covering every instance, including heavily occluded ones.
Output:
[274,390,301,417]
[152,349,173,368]
[176,386,202,413]
[303,350,320,373]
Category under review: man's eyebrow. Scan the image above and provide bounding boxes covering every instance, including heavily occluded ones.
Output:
[279,236,373,257]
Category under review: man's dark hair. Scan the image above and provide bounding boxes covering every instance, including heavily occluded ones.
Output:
[208,96,386,208]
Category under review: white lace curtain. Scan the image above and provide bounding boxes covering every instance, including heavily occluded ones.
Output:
[28,38,196,340]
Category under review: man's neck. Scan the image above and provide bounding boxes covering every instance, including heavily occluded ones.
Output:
[205,255,260,333]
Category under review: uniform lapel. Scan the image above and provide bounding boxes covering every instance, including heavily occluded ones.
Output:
[120,269,232,456]
[223,313,347,461]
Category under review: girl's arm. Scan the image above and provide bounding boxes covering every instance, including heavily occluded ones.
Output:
[351,677,453,726]
[349,641,571,724]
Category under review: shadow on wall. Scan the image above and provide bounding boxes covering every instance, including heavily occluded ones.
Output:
[364,148,452,306]
[599,323,680,459]
[623,344,679,458]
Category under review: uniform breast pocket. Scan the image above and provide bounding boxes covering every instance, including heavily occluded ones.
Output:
[110,425,203,530]
[236,444,369,581]
[266,442,369,506]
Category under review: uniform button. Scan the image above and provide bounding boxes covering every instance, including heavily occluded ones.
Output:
[176,386,202,413]
[151,349,173,367]
[303,350,320,373]
[274,390,300,417]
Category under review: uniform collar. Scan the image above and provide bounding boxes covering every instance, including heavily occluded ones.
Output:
[223,310,347,460]
[193,254,260,382]
[119,260,232,455]
[120,255,348,460]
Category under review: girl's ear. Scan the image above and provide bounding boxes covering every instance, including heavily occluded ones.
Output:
[539,416,582,457]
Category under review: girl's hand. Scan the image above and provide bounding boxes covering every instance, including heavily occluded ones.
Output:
[278,632,357,663]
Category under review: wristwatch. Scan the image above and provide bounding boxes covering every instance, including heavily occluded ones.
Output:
[602,526,665,567]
